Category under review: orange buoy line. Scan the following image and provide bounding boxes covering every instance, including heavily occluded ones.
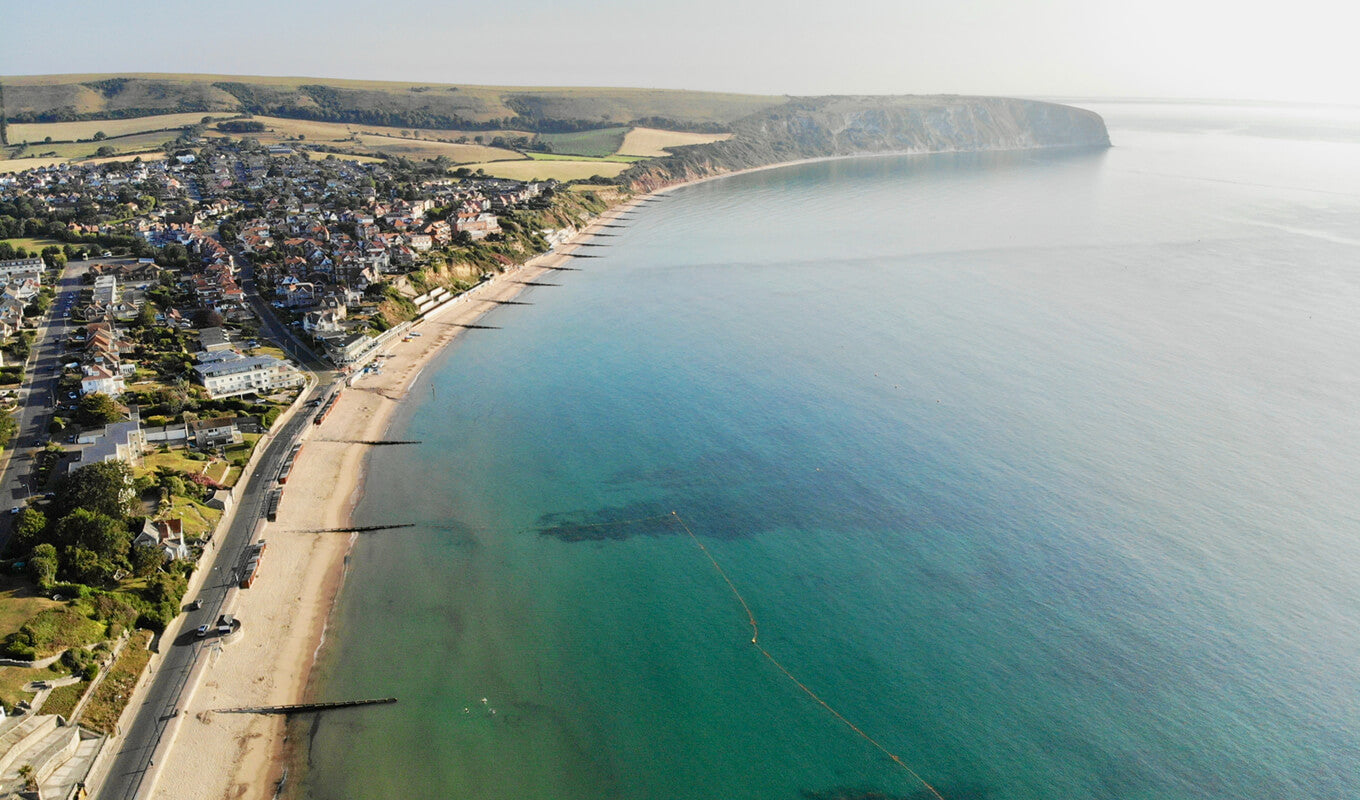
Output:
[668,511,947,800]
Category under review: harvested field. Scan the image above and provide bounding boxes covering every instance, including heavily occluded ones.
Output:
[618,126,732,157]
[352,135,523,163]
[0,157,73,173]
[6,113,214,143]
[464,159,630,182]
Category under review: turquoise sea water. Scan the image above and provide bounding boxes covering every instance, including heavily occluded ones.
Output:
[299,102,1360,800]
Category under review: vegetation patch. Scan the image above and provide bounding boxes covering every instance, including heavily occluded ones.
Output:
[1,606,107,660]
[38,679,88,718]
[79,630,153,735]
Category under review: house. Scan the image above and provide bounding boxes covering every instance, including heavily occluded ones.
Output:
[0,257,44,281]
[134,518,189,560]
[198,326,232,352]
[79,364,125,396]
[320,332,372,365]
[188,415,243,448]
[77,419,145,466]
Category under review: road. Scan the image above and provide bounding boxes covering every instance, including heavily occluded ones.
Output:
[94,249,337,799]
[92,378,326,800]
[0,259,91,544]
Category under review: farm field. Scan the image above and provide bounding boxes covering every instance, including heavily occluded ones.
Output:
[464,159,631,182]
[304,152,385,164]
[526,152,642,163]
[8,130,175,160]
[618,126,731,157]
[351,134,523,163]
[245,116,530,143]
[6,112,215,144]
[0,157,75,173]
[537,127,629,157]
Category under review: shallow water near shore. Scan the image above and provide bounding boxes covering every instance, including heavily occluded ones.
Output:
[298,103,1360,800]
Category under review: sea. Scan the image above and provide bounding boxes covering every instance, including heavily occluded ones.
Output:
[295,101,1360,800]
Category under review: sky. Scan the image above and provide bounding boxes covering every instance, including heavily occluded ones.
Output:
[4,0,1360,104]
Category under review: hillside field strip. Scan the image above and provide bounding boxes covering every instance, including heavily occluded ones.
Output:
[618,127,731,157]
[463,159,631,182]
[350,135,523,163]
[9,130,176,160]
[5,112,217,143]
[0,157,68,173]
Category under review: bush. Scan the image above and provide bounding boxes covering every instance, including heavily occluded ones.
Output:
[61,647,99,680]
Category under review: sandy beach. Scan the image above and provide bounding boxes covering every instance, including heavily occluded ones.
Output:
[147,196,649,800]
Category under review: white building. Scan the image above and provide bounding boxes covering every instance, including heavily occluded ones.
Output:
[79,364,126,396]
[92,274,118,307]
[193,352,304,398]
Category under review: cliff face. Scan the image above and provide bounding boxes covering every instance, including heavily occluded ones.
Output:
[621,96,1110,191]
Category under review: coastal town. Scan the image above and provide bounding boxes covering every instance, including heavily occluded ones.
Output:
[0,133,623,799]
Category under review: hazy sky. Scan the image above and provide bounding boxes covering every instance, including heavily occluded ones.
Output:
[5,0,1359,103]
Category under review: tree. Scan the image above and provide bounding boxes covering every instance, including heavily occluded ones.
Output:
[95,146,116,158]
[77,392,123,426]
[0,414,15,451]
[92,131,107,141]
[52,508,131,561]
[130,544,167,578]
[53,461,137,519]
[61,545,119,586]
[28,544,58,589]
[8,507,48,556]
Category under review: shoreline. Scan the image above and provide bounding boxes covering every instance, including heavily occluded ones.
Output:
[148,192,653,800]
[151,142,1094,798]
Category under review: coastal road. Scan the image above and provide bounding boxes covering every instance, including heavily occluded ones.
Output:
[93,378,330,800]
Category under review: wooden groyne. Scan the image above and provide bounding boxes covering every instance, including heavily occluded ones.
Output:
[315,439,421,445]
[303,524,415,534]
[548,266,581,271]
[487,299,532,305]
[562,253,601,258]
[454,323,501,330]
[512,281,561,286]
[217,697,397,715]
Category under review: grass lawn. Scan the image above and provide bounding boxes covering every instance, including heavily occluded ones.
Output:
[161,496,221,539]
[202,461,231,484]
[618,127,731,157]
[537,127,629,157]
[0,663,69,712]
[0,237,65,253]
[138,447,213,478]
[248,345,288,360]
[80,630,153,734]
[0,575,65,640]
[464,159,631,182]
